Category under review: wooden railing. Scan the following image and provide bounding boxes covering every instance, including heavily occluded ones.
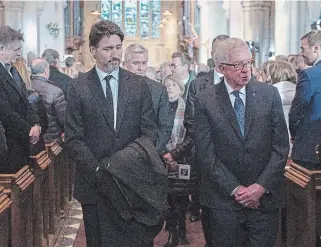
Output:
[0,141,75,247]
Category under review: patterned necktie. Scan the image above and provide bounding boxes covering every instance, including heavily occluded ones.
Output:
[104,75,114,127]
[231,90,245,136]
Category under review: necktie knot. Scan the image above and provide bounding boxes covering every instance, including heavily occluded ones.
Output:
[231,90,240,98]
[105,75,113,83]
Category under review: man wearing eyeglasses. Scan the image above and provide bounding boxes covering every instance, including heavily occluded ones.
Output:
[194,37,289,247]
[170,52,196,101]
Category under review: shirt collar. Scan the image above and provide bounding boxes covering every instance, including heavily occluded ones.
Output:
[95,65,119,82]
[182,75,189,85]
[224,78,246,95]
[313,57,321,66]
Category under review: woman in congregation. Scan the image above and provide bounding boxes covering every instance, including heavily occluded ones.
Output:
[162,74,193,247]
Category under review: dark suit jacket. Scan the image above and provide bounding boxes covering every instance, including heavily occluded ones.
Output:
[145,78,172,153]
[0,63,39,173]
[289,60,321,164]
[97,136,167,226]
[65,67,157,204]
[195,80,289,211]
[49,65,71,96]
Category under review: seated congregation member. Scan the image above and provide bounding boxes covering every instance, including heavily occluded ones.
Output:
[261,60,296,152]
[124,43,172,154]
[163,74,192,247]
[13,57,48,155]
[42,48,71,96]
[65,20,166,247]
[195,37,289,247]
[65,56,80,79]
[0,26,41,173]
[30,58,66,145]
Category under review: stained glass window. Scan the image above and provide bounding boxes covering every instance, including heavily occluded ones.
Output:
[112,0,122,28]
[151,0,161,38]
[64,1,71,36]
[140,0,149,39]
[100,0,161,39]
[125,1,137,37]
[101,0,112,20]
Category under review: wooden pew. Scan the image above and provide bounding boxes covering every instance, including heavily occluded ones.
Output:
[284,162,321,247]
[0,186,11,247]
[0,166,35,247]
[30,151,52,247]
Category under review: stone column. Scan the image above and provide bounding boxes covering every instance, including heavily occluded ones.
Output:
[0,1,24,30]
[229,0,243,39]
[242,0,272,65]
[198,0,227,63]
[22,1,38,59]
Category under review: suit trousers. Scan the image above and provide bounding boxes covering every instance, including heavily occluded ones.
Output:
[81,204,101,247]
[203,206,279,247]
[97,197,163,247]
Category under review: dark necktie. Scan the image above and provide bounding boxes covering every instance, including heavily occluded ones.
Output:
[231,90,245,136]
[105,75,114,127]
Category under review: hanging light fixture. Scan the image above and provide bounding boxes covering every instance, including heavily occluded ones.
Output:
[162,10,172,16]
[91,4,101,15]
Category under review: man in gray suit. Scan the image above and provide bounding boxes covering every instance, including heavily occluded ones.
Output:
[65,20,160,247]
[194,38,289,247]
[124,43,172,154]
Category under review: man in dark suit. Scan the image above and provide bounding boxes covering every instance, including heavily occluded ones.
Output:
[65,20,160,247]
[0,26,41,173]
[289,30,321,170]
[124,43,172,154]
[194,37,289,247]
[42,48,71,96]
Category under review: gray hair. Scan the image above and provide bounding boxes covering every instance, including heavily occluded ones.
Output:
[0,26,23,46]
[213,38,250,66]
[42,48,60,66]
[65,56,75,67]
[301,30,321,47]
[31,57,49,75]
[124,43,148,62]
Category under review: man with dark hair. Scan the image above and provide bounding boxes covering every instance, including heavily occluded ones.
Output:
[207,58,215,71]
[65,20,166,247]
[0,26,41,173]
[42,48,71,95]
[124,43,172,154]
[289,30,321,171]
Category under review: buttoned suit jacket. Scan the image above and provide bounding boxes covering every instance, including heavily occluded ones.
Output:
[65,67,157,204]
[289,60,321,164]
[0,63,39,173]
[195,79,289,211]
[145,78,172,153]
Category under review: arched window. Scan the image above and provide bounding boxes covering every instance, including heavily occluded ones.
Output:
[101,0,161,39]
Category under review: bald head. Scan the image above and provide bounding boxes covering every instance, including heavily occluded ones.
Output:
[31,57,50,79]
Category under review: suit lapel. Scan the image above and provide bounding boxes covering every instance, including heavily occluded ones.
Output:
[244,81,256,140]
[115,68,130,133]
[0,63,23,98]
[86,67,114,132]
[215,81,244,140]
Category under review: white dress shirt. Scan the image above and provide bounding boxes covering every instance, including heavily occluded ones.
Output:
[95,66,119,130]
[224,78,246,107]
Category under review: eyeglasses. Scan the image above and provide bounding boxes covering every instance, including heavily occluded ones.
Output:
[221,61,253,70]
[169,63,182,69]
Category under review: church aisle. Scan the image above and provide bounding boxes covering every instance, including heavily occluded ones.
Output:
[58,201,206,247]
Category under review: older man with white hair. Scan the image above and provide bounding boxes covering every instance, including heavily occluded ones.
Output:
[195,37,289,247]
[124,43,172,154]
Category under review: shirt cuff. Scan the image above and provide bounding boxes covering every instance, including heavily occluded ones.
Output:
[230,185,240,196]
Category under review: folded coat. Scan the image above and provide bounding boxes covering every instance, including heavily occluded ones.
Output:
[97,136,168,226]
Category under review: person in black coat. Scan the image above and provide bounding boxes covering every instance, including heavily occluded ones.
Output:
[0,26,41,173]
[124,43,173,154]
[42,49,71,96]
[65,20,160,247]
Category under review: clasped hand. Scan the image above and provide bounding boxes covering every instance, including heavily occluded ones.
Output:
[233,183,265,209]
[29,125,41,144]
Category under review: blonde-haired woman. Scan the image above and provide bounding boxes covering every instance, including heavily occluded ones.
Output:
[261,60,296,153]
[162,74,191,247]
[13,58,48,155]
